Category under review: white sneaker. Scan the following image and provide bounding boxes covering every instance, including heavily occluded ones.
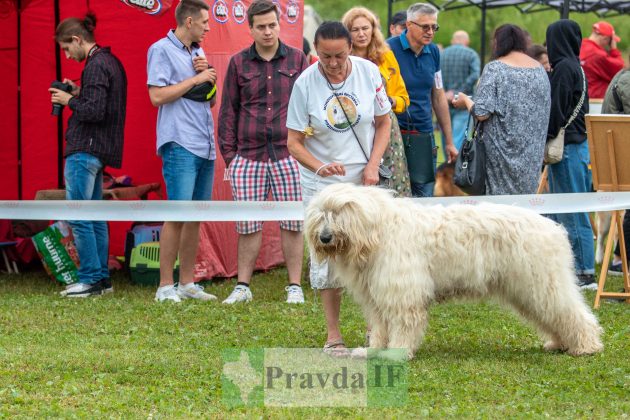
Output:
[285,285,305,304]
[155,285,181,303]
[60,283,75,297]
[177,282,217,301]
[61,282,102,298]
[222,285,252,304]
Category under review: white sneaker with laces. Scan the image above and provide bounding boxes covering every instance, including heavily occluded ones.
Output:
[155,285,182,303]
[60,283,75,297]
[286,285,304,304]
[177,282,217,301]
[222,285,252,304]
[61,282,102,298]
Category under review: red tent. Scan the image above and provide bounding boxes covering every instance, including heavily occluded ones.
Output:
[0,0,304,279]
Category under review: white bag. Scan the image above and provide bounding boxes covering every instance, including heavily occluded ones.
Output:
[544,128,565,164]
[544,67,585,165]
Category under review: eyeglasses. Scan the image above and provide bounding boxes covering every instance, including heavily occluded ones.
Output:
[409,21,440,33]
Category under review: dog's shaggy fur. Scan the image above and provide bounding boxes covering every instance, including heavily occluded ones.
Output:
[305,183,603,360]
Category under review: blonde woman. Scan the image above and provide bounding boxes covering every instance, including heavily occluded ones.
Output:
[343,7,411,196]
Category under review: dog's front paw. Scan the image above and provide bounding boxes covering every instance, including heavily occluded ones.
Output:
[368,330,388,349]
[370,348,410,362]
[543,340,565,352]
[350,347,368,359]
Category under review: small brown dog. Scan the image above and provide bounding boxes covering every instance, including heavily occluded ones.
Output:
[434,162,466,197]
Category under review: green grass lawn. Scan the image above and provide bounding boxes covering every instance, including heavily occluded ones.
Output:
[0,268,628,418]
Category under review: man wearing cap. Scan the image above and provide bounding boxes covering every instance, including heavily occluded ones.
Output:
[389,11,407,37]
[580,21,625,99]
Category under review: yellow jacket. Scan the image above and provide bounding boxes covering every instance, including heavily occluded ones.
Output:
[378,50,410,114]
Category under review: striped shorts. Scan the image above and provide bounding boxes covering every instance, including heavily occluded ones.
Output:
[229,154,303,234]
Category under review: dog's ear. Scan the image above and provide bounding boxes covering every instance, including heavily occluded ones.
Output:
[335,199,380,266]
[304,201,327,261]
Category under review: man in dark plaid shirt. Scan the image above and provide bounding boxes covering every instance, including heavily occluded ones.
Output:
[218,0,308,305]
[49,14,126,298]
[441,30,480,151]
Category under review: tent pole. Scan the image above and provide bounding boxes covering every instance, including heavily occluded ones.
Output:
[387,0,393,37]
[480,0,487,68]
[54,0,64,190]
[561,0,570,18]
[17,0,22,200]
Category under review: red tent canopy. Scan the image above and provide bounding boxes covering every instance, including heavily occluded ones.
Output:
[0,0,305,279]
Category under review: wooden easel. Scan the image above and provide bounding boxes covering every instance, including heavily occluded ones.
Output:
[537,166,548,194]
[586,115,630,308]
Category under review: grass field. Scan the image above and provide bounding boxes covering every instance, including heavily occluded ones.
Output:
[0,268,628,418]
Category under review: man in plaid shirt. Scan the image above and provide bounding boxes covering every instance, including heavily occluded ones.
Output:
[441,30,480,150]
[218,0,308,304]
[49,13,126,298]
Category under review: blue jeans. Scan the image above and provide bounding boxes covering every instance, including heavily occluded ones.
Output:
[64,153,109,285]
[160,142,215,200]
[410,133,436,198]
[444,108,472,151]
[547,141,594,275]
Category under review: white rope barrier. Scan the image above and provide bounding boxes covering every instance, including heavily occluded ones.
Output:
[1,192,630,221]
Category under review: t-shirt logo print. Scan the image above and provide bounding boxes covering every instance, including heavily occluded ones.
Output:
[326,95,358,131]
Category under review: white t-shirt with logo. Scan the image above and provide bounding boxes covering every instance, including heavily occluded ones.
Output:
[286,56,391,185]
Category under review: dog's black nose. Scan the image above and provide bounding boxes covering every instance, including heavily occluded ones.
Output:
[320,232,333,244]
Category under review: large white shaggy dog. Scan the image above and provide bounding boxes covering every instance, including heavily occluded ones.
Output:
[305,183,603,360]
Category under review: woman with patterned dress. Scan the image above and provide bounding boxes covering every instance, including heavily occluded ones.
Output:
[453,24,551,195]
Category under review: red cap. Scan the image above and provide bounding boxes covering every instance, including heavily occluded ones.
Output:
[593,21,621,42]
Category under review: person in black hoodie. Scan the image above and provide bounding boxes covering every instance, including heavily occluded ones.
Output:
[545,20,596,290]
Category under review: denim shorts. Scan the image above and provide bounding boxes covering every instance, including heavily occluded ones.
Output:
[159,142,215,200]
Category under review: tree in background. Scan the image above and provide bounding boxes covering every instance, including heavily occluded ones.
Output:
[305,0,628,63]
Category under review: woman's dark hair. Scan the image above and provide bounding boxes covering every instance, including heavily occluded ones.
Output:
[55,13,97,43]
[527,44,548,61]
[314,21,352,47]
[492,24,529,59]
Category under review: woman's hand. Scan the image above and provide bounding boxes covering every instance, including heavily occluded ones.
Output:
[451,92,470,110]
[362,162,379,186]
[317,162,346,177]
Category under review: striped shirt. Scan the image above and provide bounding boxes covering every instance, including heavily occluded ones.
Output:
[218,41,308,165]
[66,46,127,168]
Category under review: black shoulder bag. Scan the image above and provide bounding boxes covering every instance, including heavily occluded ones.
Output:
[453,114,486,195]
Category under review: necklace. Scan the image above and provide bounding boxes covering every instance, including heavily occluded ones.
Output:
[319,60,350,92]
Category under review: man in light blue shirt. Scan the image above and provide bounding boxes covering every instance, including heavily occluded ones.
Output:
[388,3,457,197]
[147,0,217,303]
